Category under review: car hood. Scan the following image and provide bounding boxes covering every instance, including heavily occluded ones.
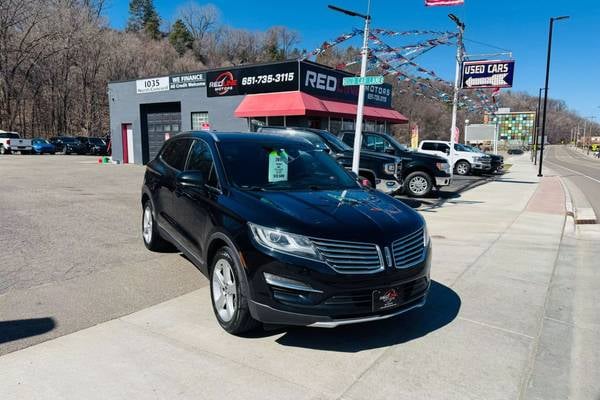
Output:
[338,150,401,163]
[229,188,423,244]
[406,151,447,163]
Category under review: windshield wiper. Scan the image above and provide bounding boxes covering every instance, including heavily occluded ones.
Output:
[240,185,266,192]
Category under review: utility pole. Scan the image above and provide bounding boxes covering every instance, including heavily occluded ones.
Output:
[449,14,465,176]
[328,2,371,175]
[538,15,569,177]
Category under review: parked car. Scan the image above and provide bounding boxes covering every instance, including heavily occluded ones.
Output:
[0,131,32,154]
[338,131,451,197]
[31,138,56,155]
[141,132,431,334]
[465,145,504,174]
[257,126,403,194]
[49,136,87,155]
[418,140,492,175]
[76,136,108,155]
[507,147,524,155]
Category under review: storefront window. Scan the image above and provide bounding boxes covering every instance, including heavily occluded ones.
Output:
[364,120,377,132]
[191,112,209,130]
[342,119,355,131]
[377,121,386,133]
[268,116,284,126]
[329,118,342,134]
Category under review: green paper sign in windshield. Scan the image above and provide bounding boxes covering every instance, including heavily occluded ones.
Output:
[268,150,288,182]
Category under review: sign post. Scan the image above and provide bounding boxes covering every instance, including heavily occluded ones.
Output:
[461,60,515,89]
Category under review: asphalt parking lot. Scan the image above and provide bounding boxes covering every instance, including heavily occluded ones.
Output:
[0,155,204,355]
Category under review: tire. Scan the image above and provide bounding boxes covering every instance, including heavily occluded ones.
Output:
[0,146,6,155]
[455,160,471,176]
[210,247,260,335]
[141,200,172,251]
[404,171,433,198]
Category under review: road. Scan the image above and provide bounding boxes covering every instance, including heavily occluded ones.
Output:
[544,145,600,216]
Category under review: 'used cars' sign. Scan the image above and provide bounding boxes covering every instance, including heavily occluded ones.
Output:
[461,60,515,89]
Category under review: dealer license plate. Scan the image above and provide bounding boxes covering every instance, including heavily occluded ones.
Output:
[372,287,402,312]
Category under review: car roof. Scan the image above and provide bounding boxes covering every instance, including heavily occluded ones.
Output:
[175,131,315,146]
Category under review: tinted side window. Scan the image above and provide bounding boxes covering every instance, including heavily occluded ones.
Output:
[421,142,436,151]
[439,143,450,152]
[186,140,218,187]
[340,133,354,147]
[161,139,191,170]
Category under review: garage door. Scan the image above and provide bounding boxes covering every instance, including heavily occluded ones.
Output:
[146,112,181,161]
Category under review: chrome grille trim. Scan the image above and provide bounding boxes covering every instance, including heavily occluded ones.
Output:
[310,238,384,274]
[392,228,425,269]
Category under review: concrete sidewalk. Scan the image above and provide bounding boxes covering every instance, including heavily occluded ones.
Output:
[0,155,573,400]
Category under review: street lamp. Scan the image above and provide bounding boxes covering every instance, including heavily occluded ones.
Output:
[533,87,545,164]
[538,15,569,177]
[328,2,371,175]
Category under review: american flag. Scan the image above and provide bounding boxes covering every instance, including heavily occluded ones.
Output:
[425,0,464,6]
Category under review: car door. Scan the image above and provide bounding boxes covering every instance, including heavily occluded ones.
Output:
[155,138,193,232]
[172,139,221,260]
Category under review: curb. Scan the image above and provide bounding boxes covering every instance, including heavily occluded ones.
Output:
[557,176,597,225]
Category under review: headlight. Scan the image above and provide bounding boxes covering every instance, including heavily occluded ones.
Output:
[248,223,318,259]
[383,163,396,174]
[423,224,430,247]
[473,156,483,162]
[436,162,450,173]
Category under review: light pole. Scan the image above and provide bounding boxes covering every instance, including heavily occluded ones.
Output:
[533,87,545,164]
[538,15,569,177]
[584,116,596,155]
[449,13,465,176]
[328,2,371,175]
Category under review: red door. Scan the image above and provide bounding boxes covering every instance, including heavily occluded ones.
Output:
[121,124,130,163]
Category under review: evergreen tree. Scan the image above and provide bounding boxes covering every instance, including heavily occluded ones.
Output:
[168,19,193,55]
[126,0,160,40]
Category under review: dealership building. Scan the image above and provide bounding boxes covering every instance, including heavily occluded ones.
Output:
[108,60,407,164]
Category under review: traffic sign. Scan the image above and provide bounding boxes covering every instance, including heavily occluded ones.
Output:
[461,60,515,89]
[342,75,385,86]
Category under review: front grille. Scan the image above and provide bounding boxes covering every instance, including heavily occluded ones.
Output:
[391,228,425,269]
[311,238,383,274]
[323,277,429,307]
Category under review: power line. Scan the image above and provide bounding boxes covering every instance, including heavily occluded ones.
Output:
[463,37,511,53]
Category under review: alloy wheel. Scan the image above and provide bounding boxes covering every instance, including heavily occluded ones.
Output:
[212,259,237,322]
[142,206,153,244]
[409,176,429,195]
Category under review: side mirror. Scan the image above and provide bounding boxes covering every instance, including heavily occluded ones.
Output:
[445,148,450,155]
[176,171,205,189]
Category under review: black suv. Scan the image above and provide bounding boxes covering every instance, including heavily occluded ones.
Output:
[49,136,86,155]
[77,136,108,155]
[339,131,452,197]
[141,132,431,334]
[258,126,403,194]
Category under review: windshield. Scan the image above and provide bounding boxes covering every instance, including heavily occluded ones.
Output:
[33,139,49,144]
[385,134,411,152]
[61,137,79,143]
[454,143,474,152]
[219,141,358,191]
[319,131,352,152]
[88,138,105,145]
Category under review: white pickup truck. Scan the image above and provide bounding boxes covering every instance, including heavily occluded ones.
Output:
[0,131,33,154]
[418,140,492,175]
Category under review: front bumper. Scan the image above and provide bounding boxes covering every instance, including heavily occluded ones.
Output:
[243,242,432,327]
[435,176,452,186]
[376,178,402,194]
[472,162,492,171]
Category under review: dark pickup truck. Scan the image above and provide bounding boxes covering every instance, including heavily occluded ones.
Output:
[338,131,452,197]
[257,126,404,194]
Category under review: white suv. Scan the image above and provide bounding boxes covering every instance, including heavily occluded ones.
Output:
[418,140,491,175]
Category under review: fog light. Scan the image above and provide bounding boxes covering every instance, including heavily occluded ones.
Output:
[263,272,322,293]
